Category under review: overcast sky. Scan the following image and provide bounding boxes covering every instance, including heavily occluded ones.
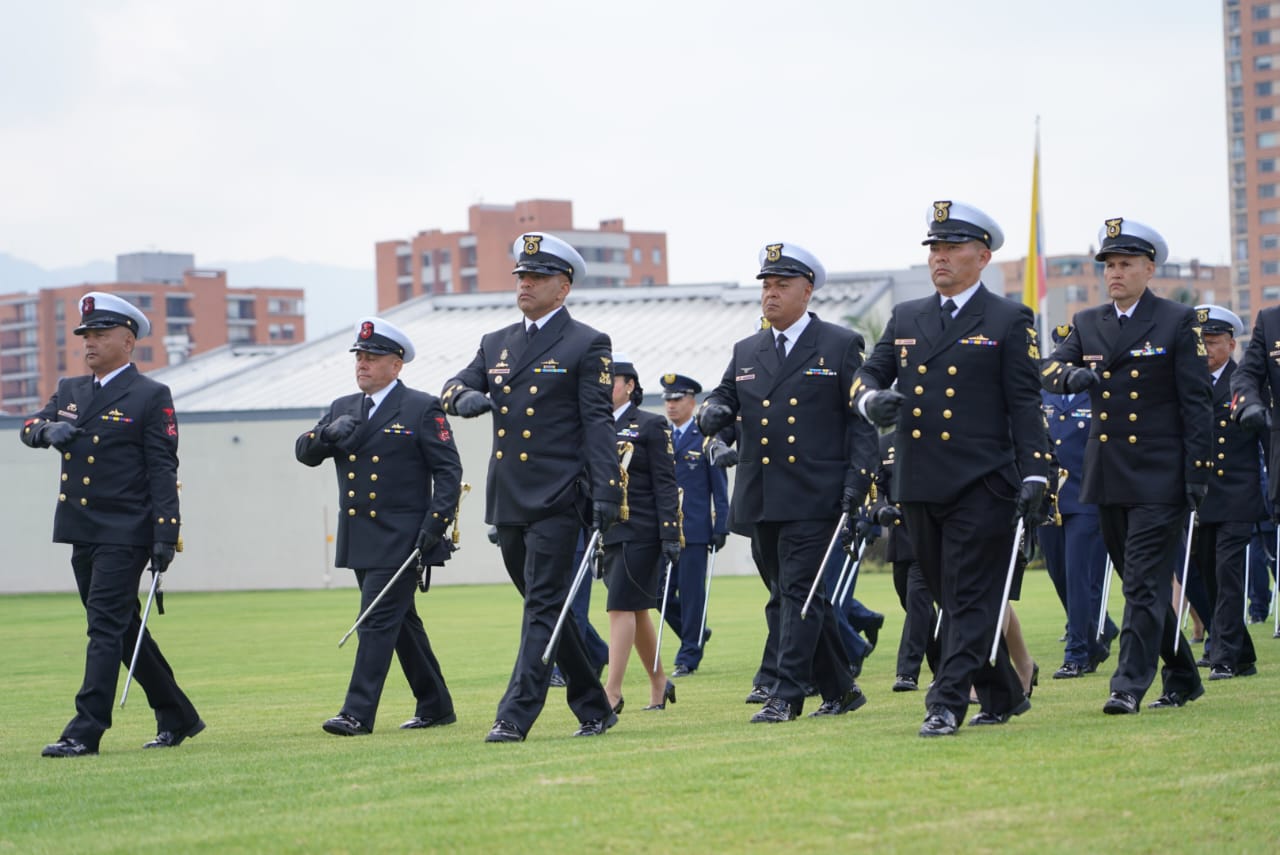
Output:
[1,1,1229,285]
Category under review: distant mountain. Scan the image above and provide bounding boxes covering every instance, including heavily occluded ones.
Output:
[0,253,373,340]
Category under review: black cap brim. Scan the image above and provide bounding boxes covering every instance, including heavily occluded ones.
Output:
[756,265,814,282]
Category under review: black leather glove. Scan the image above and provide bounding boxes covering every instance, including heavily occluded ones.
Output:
[151,542,176,574]
[40,421,79,450]
[592,499,621,532]
[661,540,682,567]
[841,485,865,514]
[1063,366,1098,394]
[414,529,442,554]
[1237,401,1269,433]
[1014,480,1048,527]
[697,402,734,436]
[320,414,360,444]
[705,437,738,469]
[486,525,500,546]
[863,389,904,427]
[854,514,877,547]
[876,505,902,527]
[711,532,728,551]
[454,389,493,418]
[1186,482,1207,512]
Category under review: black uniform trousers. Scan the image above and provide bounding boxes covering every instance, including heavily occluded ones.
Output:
[65,544,198,748]
[752,519,853,712]
[495,510,612,734]
[1193,520,1258,670]
[904,482,1024,723]
[1097,504,1201,701]
[344,566,452,730]
[751,535,781,690]
[892,559,939,681]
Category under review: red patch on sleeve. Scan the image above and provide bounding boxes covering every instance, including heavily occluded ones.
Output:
[435,416,451,442]
[163,407,178,437]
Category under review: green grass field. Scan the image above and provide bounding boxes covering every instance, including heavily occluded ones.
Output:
[2,568,1278,854]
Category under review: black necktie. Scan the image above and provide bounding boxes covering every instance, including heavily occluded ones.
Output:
[362,396,374,422]
[92,379,102,395]
[940,298,957,329]
[776,333,788,363]
[527,322,539,341]
[1117,314,1128,328]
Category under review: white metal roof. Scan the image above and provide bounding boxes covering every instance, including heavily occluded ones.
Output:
[164,278,906,412]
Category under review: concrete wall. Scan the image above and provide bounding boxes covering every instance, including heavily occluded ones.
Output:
[1,405,756,593]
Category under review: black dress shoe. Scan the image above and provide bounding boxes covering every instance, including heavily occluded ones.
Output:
[549,667,567,688]
[749,697,796,723]
[1237,663,1258,677]
[400,712,457,729]
[919,705,958,737]
[863,612,884,650]
[144,718,207,749]
[1195,656,1210,668]
[612,697,624,715]
[969,697,1030,726]
[643,681,676,711]
[809,684,867,717]
[1208,664,1236,681]
[892,674,919,692]
[322,713,371,736]
[572,711,618,737]
[41,737,97,758]
[484,720,525,743]
[1026,662,1040,697]
[1148,683,1205,709]
[1103,691,1139,715]
[745,684,770,704]
[672,665,694,678]
[1053,662,1085,679]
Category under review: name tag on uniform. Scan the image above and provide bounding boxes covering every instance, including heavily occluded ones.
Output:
[735,373,756,382]
[488,361,510,375]
[1083,355,1104,362]
[57,409,78,420]
[894,339,916,346]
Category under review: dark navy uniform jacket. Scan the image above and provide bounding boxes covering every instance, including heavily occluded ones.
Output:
[705,312,877,528]
[21,365,181,547]
[604,404,680,546]
[1041,389,1095,517]
[670,419,728,545]
[855,284,1049,503]
[1230,304,1280,507]
[296,380,462,569]
[441,308,622,525]
[1203,360,1266,525]
[872,432,915,564]
[1042,288,1212,505]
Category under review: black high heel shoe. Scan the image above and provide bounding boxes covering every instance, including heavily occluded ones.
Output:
[644,680,676,711]
[612,697,624,715]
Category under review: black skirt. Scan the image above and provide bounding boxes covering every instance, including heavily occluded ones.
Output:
[602,541,664,611]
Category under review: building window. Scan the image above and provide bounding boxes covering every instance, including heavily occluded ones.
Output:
[1064,285,1089,303]
[228,325,254,344]
[1263,209,1280,225]
[1230,35,1242,57]
[396,254,410,276]
[137,346,154,362]
[227,299,255,319]
[1234,136,1247,159]
[651,248,662,265]
[1239,238,1252,259]
[267,298,302,315]
[56,350,66,371]
[1263,234,1280,250]
[1236,187,1249,209]
[1234,111,1246,133]
[1255,30,1272,45]
[633,248,642,264]
[1260,81,1275,98]
[1260,131,1280,148]
[1263,184,1279,199]
[1256,4,1272,20]
[1232,60,1243,83]
[1235,162,1248,184]
[53,300,64,320]
[166,296,191,318]
[128,294,153,311]
[1234,85,1246,108]
[1265,263,1280,276]
[1239,289,1252,310]
[166,322,191,337]
[1256,55,1277,71]
[438,249,451,264]
[1237,213,1249,234]
[1261,107,1276,123]
[1240,266,1252,286]
[1263,158,1279,173]
[421,251,432,267]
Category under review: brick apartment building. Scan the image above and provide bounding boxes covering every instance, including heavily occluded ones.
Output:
[374,198,668,309]
[999,253,1231,327]
[0,252,305,415]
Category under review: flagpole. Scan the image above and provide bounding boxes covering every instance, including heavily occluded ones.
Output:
[1023,117,1049,344]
